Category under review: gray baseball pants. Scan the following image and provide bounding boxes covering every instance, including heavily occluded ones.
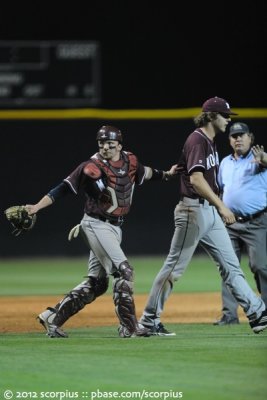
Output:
[220,213,267,319]
[50,214,135,330]
[80,214,127,277]
[140,197,266,327]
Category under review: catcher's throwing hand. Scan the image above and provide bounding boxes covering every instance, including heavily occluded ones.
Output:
[25,204,39,215]
[4,205,37,236]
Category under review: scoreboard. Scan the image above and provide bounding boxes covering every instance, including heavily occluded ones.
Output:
[0,41,101,108]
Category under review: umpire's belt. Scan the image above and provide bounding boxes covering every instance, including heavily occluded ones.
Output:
[87,213,123,226]
[235,207,267,223]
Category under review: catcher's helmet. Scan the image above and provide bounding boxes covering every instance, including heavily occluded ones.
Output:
[96,125,123,143]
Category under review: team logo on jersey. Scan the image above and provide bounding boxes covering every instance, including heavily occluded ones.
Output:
[206,152,219,169]
[117,169,125,175]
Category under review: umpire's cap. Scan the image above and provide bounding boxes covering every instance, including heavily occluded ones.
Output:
[229,122,250,136]
[96,125,123,143]
[202,96,238,115]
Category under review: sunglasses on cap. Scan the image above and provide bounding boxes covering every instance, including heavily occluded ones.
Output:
[219,113,232,119]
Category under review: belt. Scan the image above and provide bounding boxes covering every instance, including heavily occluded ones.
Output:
[88,213,123,226]
[180,196,210,205]
[199,198,207,205]
[235,207,267,223]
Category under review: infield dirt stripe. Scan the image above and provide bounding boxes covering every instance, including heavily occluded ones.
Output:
[0,293,247,333]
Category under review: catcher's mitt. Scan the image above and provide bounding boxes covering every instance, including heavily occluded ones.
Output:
[4,205,37,236]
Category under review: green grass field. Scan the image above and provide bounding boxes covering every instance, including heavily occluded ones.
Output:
[0,256,266,400]
[0,255,257,296]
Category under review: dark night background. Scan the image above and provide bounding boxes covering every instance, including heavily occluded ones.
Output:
[1,1,267,256]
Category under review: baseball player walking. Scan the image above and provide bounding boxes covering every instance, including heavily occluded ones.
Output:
[26,125,177,338]
[214,122,267,325]
[139,97,267,335]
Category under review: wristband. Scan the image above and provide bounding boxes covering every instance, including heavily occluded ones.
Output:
[163,171,172,181]
[151,169,164,180]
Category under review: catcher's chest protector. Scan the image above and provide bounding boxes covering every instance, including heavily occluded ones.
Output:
[93,152,138,216]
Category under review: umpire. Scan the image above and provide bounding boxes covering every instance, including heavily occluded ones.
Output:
[214,122,267,325]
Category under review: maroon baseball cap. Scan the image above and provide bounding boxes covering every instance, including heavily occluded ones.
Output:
[202,96,238,115]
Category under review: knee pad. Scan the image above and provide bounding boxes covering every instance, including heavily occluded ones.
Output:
[89,276,109,297]
[70,276,108,304]
[113,261,134,296]
[118,261,134,281]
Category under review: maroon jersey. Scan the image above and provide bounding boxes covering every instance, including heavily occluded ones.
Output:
[179,129,220,197]
[64,151,146,218]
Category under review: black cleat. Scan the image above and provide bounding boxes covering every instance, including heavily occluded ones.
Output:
[249,309,267,334]
[141,322,176,336]
[213,315,239,326]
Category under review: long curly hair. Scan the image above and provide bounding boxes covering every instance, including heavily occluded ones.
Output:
[193,112,219,127]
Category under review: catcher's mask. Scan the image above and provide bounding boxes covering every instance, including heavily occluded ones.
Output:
[96,125,123,143]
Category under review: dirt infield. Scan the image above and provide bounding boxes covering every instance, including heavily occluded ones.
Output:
[0,293,246,333]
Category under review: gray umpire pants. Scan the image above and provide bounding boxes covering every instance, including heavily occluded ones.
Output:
[140,197,266,327]
[220,212,267,319]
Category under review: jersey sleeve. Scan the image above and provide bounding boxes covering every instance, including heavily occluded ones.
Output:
[184,137,206,174]
[63,161,88,194]
[187,144,206,174]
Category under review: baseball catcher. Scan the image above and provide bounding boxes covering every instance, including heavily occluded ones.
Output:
[4,205,36,236]
[24,125,178,338]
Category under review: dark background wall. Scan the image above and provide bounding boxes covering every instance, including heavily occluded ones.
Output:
[1,2,267,109]
[2,118,267,257]
[1,2,267,256]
